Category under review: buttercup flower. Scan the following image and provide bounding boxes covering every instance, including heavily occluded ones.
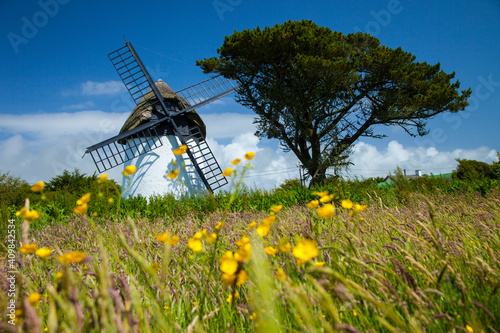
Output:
[354,204,368,211]
[236,270,248,286]
[341,199,353,209]
[220,251,238,275]
[244,152,255,160]
[234,243,251,262]
[35,248,52,258]
[230,158,241,165]
[97,174,108,183]
[24,210,40,222]
[270,205,283,213]
[205,233,217,244]
[123,165,137,176]
[235,236,250,247]
[31,181,44,192]
[276,268,287,281]
[317,204,335,218]
[278,242,292,253]
[166,170,180,179]
[28,292,41,306]
[19,243,38,254]
[16,207,27,217]
[76,193,91,205]
[256,223,270,237]
[222,168,233,177]
[155,232,179,245]
[188,237,202,252]
[315,261,325,267]
[319,194,334,203]
[173,144,188,155]
[58,251,87,264]
[264,246,278,256]
[247,221,257,229]
[312,191,329,197]
[73,203,88,215]
[292,239,319,263]
[307,200,319,208]
[262,215,276,225]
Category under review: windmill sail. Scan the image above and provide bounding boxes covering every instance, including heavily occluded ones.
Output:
[84,41,239,192]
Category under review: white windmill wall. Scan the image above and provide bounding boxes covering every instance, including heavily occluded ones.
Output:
[121,135,206,199]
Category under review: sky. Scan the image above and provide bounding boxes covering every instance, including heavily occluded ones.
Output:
[0,0,499,191]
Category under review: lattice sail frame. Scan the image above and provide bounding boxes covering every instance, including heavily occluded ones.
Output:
[84,41,239,192]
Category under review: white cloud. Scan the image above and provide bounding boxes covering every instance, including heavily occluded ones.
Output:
[81,80,125,96]
[0,111,497,191]
[347,140,498,178]
[60,101,95,110]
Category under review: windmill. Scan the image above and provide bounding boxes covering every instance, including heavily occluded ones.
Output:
[84,40,238,198]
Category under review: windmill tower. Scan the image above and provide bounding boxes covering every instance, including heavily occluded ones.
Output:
[84,41,238,197]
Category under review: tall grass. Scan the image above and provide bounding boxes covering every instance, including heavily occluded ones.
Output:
[1,156,499,332]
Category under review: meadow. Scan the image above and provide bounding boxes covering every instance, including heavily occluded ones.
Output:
[1,155,499,332]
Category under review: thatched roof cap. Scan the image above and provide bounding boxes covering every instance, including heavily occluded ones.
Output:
[119,80,192,135]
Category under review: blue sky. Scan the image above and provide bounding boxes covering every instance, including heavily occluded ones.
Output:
[0,0,499,189]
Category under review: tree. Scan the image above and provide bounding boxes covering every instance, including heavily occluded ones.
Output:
[197,20,471,186]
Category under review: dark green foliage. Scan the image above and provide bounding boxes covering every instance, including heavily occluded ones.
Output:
[277,178,305,191]
[454,158,496,181]
[197,20,471,186]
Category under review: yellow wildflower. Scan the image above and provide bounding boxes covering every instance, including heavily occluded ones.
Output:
[169,235,180,246]
[230,158,241,165]
[172,144,188,155]
[312,191,329,197]
[222,168,233,177]
[276,268,287,281]
[264,246,278,256]
[16,207,27,217]
[244,152,255,160]
[234,243,251,262]
[315,261,325,267]
[35,248,52,258]
[319,194,334,203]
[28,292,41,306]
[73,203,88,215]
[353,310,357,316]
[19,243,38,254]
[341,199,353,209]
[235,236,250,247]
[221,273,236,287]
[24,210,40,222]
[166,170,180,179]
[249,313,257,320]
[55,272,63,279]
[236,270,248,286]
[108,198,114,204]
[317,204,335,218]
[256,223,270,237]
[278,242,292,253]
[31,181,44,192]
[354,204,368,211]
[262,215,276,225]
[76,193,91,205]
[292,239,319,262]
[247,221,257,229]
[270,205,283,213]
[205,233,217,244]
[187,237,202,252]
[466,325,474,333]
[123,165,136,176]
[97,174,108,183]
[215,221,224,229]
[193,231,204,239]
[58,251,87,264]
[220,255,238,275]
[307,200,319,208]
[155,232,171,243]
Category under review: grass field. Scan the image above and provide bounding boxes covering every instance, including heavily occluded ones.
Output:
[1,160,500,332]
